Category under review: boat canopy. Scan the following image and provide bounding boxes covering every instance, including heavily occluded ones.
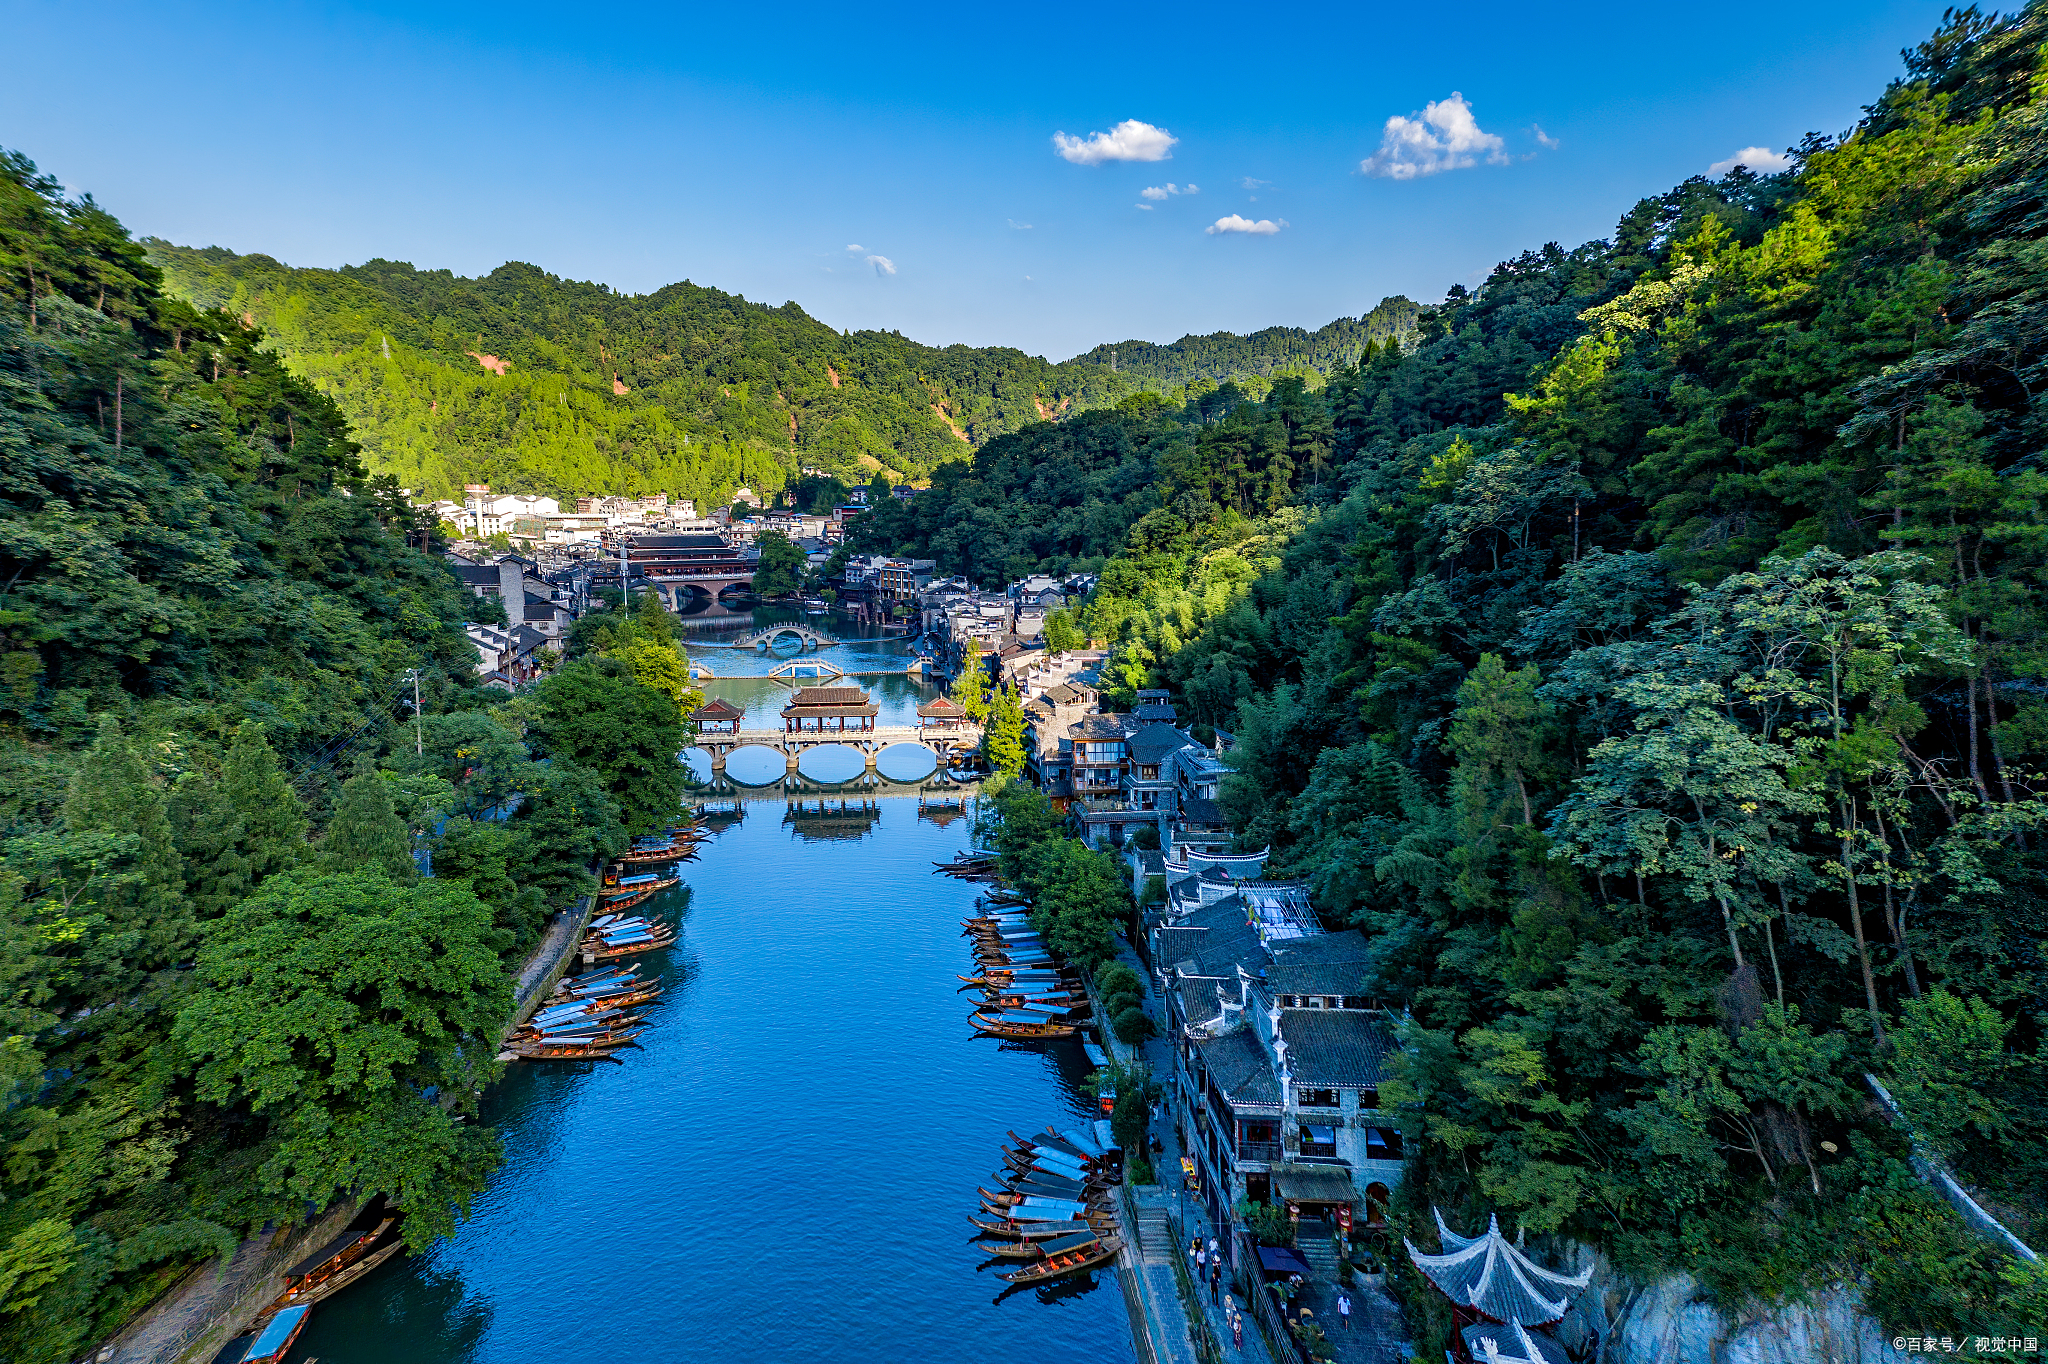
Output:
[241,1305,310,1362]
[998,1198,1089,1218]
[1035,1233,1102,1256]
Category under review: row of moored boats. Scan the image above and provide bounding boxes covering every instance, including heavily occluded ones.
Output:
[505,818,706,1061]
[971,1126,1126,1282]
[960,902,1091,1041]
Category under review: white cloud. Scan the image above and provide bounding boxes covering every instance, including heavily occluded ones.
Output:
[1240,177,1271,190]
[1709,145,1793,176]
[1206,214,1285,236]
[1134,203,1154,210]
[1007,219,1033,229]
[1533,124,1560,151]
[845,244,865,252]
[1139,182,1199,200]
[1052,119,1177,165]
[866,255,896,276]
[1360,92,1509,179]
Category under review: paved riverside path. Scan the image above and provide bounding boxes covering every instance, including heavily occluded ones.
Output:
[1097,934,1274,1364]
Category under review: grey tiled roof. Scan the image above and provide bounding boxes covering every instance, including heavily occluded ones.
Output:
[1127,723,1197,765]
[1198,1027,1280,1109]
[1177,977,1224,1030]
[1267,930,1374,996]
[1137,850,1166,877]
[1279,1010,1395,1088]
[1070,714,1128,741]
[1179,797,1226,826]
[1155,895,1260,974]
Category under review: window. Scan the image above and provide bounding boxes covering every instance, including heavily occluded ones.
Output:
[1365,1127,1403,1160]
[1296,1087,1338,1108]
[1341,995,1369,1010]
[1358,1087,1380,1111]
[1301,1124,1338,1159]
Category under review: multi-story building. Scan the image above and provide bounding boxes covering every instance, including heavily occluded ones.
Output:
[1153,878,1403,1242]
[1022,681,1098,795]
[1068,713,1129,800]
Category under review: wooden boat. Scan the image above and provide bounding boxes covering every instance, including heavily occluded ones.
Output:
[505,1033,642,1059]
[967,1213,1115,1240]
[999,1233,1123,1283]
[620,845,695,865]
[235,1303,313,1364]
[977,1190,1107,1220]
[1002,1148,1099,1182]
[997,1174,1101,1203]
[584,932,676,961]
[601,874,679,898]
[983,991,1090,1011]
[247,1201,404,1328]
[602,887,655,911]
[972,1012,1077,1040]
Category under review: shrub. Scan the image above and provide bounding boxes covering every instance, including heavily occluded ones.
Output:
[1114,1006,1157,1043]
[1236,1198,1295,1247]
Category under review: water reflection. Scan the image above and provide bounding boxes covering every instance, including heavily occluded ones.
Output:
[288,796,1131,1364]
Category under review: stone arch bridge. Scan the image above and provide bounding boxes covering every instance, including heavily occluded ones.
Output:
[692,724,981,773]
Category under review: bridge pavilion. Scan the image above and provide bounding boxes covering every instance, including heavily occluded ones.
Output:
[690,698,743,735]
[781,686,879,735]
[916,696,967,732]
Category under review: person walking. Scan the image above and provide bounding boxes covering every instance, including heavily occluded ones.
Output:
[1210,1257,1222,1303]
[1231,1309,1244,1350]
[1195,1244,1206,1278]
[1338,1290,1352,1330]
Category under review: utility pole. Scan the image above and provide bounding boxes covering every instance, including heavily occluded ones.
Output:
[405,669,423,755]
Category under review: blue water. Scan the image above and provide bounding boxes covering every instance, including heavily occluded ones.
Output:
[287,660,1133,1364]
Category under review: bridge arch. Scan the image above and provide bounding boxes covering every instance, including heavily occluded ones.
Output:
[734,624,836,651]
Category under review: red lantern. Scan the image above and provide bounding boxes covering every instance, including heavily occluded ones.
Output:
[1098,1085,1116,1116]
[1337,1205,1352,1231]
[1286,1201,1300,1223]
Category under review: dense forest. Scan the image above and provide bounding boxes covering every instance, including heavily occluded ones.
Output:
[1070,294,1422,393]
[148,243,1417,511]
[861,5,2048,1342]
[0,154,700,1360]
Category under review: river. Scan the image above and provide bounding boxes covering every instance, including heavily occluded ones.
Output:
[286,613,1138,1364]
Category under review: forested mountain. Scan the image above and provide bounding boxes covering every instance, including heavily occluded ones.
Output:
[860,5,2048,1343]
[147,244,1132,507]
[1070,294,1422,393]
[146,244,1422,511]
[0,153,698,1361]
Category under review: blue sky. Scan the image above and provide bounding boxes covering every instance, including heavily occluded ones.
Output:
[6,0,1955,359]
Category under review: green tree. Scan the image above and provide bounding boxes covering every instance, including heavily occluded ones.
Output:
[751,531,806,597]
[1044,609,1082,655]
[222,723,308,881]
[172,870,511,1247]
[525,657,686,836]
[62,719,193,1000]
[323,771,417,881]
[984,683,1026,776]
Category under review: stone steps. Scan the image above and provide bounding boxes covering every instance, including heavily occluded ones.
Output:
[1135,1207,1174,1264]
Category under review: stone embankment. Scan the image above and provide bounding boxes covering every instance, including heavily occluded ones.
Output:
[100,890,597,1363]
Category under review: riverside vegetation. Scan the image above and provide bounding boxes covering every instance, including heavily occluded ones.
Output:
[7,2,2048,1358]
[0,155,698,1362]
[860,6,2048,1347]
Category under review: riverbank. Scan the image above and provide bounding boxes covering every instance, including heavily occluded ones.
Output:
[290,789,1137,1364]
[100,885,601,1364]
